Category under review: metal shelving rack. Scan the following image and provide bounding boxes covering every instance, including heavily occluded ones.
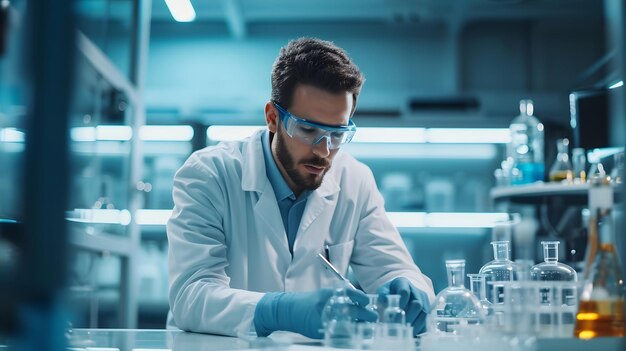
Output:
[68,0,151,328]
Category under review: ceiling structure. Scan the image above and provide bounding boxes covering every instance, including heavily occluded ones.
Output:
[150,0,602,39]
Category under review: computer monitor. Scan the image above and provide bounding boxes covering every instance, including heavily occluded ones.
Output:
[569,88,610,150]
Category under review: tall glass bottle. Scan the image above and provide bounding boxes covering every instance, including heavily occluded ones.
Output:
[509,99,545,184]
[479,241,515,304]
[429,260,484,334]
[549,138,573,183]
[571,148,587,184]
[575,175,625,339]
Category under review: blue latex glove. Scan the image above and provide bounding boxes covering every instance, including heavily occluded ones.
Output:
[377,277,431,335]
[254,288,377,339]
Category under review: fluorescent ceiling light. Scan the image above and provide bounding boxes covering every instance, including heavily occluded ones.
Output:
[425,212,511,228]
[138,209,509,229]
[135,209,172,225]
[388,212,510,228]
[207,126,265,142]
[140,125,194,141]
[609,80,624,89]
[387,212,427,228]
[426,128,510,144]
[352,128,426,143]
[343,143,498,160]
[70,126,133,142]
[66,209,131,226]
[0,128,25,142]
[165,0,196,22]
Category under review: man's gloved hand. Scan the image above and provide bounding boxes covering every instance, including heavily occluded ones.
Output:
[254,288,377,339]
[377,277,432,335]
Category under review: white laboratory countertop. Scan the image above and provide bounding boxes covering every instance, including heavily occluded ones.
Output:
[66,329,625,351]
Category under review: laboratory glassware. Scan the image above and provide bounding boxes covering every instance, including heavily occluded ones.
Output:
[322,284,356,348]
[429,260,485,334]
[508,99,545,184]
[530,241,578,282]
[382,295,405,324]
[571,148,587,183]
[610,152,624,183]
[586,152,606,182]
[366,294,379,322]
[575,177,625,339]
[479,241,515,304]
[530,241,578,336]
[549,138,573,183]
[467,273,493,318]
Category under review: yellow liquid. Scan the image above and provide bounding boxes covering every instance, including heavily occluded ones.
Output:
[549,170,573,182]
[574,300,625,339]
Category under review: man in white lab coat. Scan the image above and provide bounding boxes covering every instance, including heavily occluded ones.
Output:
[167,37,435,338]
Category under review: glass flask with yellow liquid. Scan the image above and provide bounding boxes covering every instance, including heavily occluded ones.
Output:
[574,175,625,339]
[549,138,573,183]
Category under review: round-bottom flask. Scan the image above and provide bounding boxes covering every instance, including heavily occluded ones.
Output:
[429,260,485,334]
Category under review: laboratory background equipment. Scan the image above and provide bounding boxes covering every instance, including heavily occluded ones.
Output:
[508,99,545,185]
[549,138,573,183]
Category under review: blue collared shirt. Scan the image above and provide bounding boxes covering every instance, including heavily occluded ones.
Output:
[262,131,310,254]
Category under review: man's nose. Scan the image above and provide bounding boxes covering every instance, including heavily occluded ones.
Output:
[312,135,331,157]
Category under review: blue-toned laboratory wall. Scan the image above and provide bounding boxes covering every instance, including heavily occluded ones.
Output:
[145,19,604,124]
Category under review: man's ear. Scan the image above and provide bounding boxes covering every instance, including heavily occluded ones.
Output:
[265,101,279,133]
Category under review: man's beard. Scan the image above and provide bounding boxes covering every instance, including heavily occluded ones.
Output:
[274,128,331,192]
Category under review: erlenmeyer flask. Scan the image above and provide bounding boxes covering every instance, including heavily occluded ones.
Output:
[479,241,515,304]
[549,138,574,183]
[574,208,625,339]
[574,174,625,339]
[429,260,485,334]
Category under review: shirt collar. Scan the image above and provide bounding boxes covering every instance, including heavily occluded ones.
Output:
[262,130,296,201]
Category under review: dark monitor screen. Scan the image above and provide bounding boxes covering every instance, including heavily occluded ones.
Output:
[569,88,610,150]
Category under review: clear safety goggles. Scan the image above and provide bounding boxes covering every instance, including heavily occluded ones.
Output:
[273,101,357,150]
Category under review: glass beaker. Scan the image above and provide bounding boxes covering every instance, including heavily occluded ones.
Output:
[574,207,625,339]
[549,138,573,183]
[467,273,493,318]
[480,241,515,304]
[429,260,485,334]
[322,284,356,348]
[572,148,587,183]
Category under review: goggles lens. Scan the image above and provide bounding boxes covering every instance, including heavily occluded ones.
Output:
[273,102,356,149]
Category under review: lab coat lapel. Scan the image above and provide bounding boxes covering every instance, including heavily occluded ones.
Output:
[241,130,290,255]
[298,169,340,235]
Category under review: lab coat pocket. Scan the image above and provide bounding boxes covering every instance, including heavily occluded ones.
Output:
[327,240,355,277]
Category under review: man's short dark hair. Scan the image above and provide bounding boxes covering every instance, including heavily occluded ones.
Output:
[271,37,365,116]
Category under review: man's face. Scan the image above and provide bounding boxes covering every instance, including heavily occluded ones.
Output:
[267,84,353,195]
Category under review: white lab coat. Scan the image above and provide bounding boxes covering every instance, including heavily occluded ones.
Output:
[167,130,434,336]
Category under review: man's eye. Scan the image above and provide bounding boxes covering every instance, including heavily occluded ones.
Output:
[298,125,316,134]
[330,132,344,139]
